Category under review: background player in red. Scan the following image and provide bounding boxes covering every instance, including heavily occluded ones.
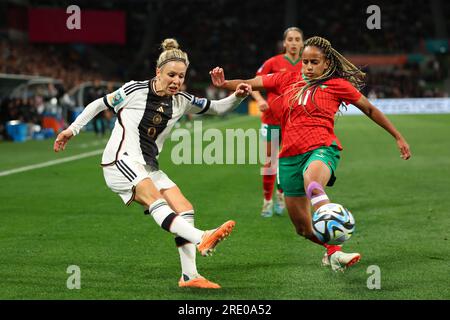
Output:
[253,27,304,218]
[210,36,411,272]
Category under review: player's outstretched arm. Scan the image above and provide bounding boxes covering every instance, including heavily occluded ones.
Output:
[53,97,108,152]
[354,95,411,160]
[209,67,265,92]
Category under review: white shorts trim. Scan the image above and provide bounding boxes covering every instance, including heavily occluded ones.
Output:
[103,156,176,205]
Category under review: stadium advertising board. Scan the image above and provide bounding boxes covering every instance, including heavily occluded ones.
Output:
[346,98,450,115]
[28,8,126,44]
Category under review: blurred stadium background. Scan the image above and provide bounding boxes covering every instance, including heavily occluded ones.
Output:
[1,0,449,140]
[0,0,449,300]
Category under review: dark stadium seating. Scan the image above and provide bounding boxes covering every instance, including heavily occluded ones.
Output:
[0,0,449,140]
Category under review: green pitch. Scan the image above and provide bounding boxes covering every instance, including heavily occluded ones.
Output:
[0,114,449,300]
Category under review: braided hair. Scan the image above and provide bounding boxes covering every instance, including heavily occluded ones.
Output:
[292,36,365,110]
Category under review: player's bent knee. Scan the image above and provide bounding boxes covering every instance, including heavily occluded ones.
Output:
[135,192,162,207]
[135,178,163,206]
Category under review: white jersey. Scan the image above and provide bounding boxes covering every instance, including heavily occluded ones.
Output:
[69,78,245,170]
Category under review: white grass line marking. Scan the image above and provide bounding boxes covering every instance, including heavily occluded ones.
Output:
[0,116,256,177]
[0,150,103,177]
[77,139,108,149]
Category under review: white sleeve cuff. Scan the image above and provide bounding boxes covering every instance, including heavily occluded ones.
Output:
[207,93,246,116]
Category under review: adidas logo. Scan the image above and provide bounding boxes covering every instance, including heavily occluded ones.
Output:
[157,107,164,112]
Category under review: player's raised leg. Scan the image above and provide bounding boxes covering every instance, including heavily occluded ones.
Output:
[162,186,221,289]
[304,160,360,271]
[285,195,359,271]
[135,179,235,258]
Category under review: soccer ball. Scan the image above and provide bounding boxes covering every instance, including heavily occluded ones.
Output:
[312,203,355,245]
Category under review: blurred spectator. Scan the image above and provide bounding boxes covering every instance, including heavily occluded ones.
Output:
[0,39,109,89]
[86,79,107,137]
[364,60,446,98]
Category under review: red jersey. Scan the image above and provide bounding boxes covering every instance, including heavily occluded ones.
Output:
[262,72,362,158]
[256,54,302,125]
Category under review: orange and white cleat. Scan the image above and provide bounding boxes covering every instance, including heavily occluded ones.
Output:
[197,220,235,256]
[178,275,221,289]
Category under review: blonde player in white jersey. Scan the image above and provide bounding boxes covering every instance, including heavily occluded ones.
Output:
[54,38,251,289]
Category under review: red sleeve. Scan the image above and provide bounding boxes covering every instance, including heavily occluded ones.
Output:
[333,79,362,104]
[261,72,295,95]
[256,57,274,76]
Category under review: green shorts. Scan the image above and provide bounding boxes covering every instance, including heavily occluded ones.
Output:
[278,145,341,197]
[260,123,281,143]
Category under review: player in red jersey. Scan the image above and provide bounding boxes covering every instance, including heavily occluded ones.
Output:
[253,27,304,218]
[210,36,411,272]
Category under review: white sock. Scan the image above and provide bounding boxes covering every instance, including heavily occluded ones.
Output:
[176,210,198,280]
[149,199,204,244]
